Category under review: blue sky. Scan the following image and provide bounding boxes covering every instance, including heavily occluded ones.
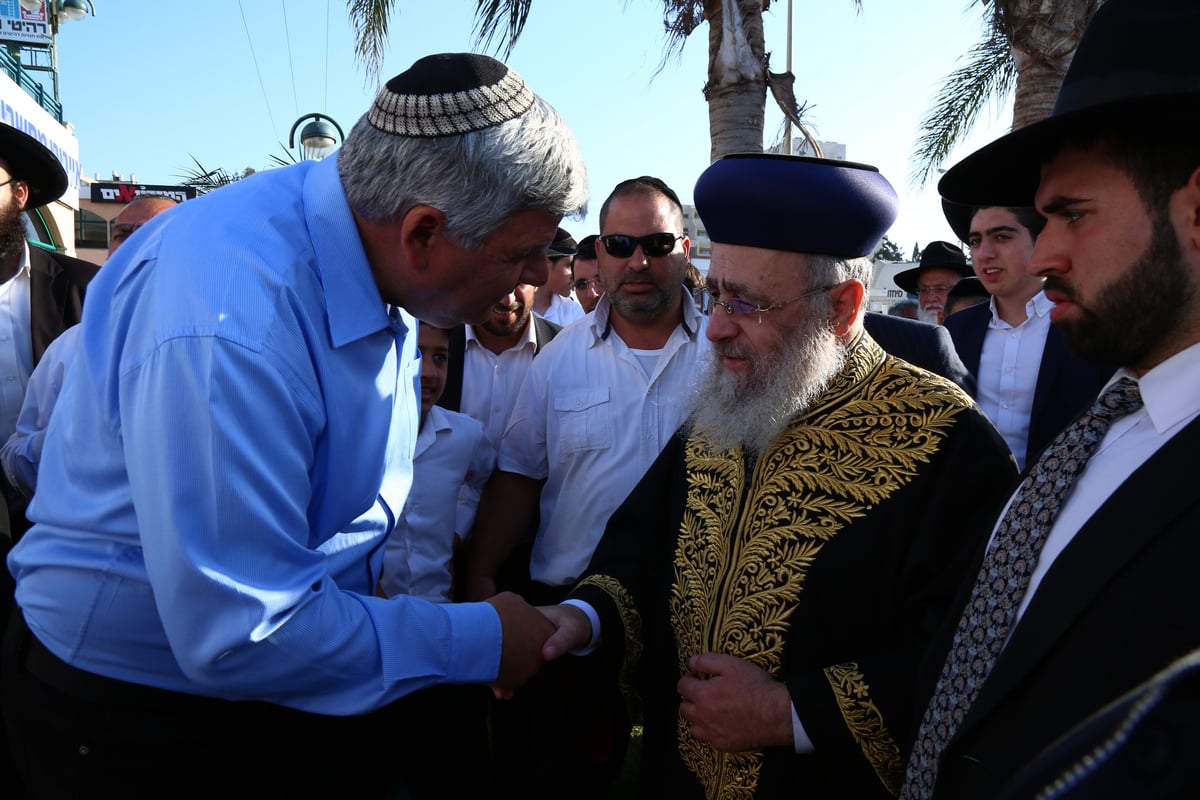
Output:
[51,0,1013,252]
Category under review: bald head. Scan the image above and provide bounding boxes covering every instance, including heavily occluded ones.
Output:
[109,196,178,256]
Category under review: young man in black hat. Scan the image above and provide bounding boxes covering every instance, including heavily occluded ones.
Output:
[903,1,1200,796]
[1,52,586,796]
[533,225,585,326]
[893,241,973,325]
[941,200,1113,469]
[537,154,1016,799]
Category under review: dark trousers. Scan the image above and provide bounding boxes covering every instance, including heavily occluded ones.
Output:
[2,609,390,799]
[490,581,632,800]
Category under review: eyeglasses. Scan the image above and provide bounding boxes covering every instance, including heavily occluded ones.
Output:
[570,277,604,293]
[598,232,683,259]
[0,178,17,191]
[703,283,835,325]
[916,284,955,296]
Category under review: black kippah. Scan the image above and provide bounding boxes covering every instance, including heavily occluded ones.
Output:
[369,52,535,137]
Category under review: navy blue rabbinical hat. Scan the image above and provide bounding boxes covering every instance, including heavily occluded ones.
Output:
[892,241,972,294]
[939,0,1200,207]
[693,154,898,258]
[0,123,67,209]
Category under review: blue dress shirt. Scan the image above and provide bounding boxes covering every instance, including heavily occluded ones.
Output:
[8,155,502,715]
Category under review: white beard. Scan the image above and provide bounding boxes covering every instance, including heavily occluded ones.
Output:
[689,317,846,456]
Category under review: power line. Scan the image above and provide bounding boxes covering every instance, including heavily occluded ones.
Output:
[238,0,279,142]
[324,0,331,111]
[280,0,300,119]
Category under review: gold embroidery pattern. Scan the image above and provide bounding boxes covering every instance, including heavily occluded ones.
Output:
[670,338,969,800]
[577,574,644,717]
[826,661,903,795]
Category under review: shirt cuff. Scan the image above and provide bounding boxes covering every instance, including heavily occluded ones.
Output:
[792,703,815,753]
[561,599,600,655]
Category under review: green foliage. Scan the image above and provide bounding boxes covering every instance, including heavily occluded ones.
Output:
[911,242,922,262]
[175,157,251,194]
[874,235,905,262]
[908,18,1016,188]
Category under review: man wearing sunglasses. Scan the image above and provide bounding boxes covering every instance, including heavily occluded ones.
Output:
[463,176,709,798]
[538,154,1017,799]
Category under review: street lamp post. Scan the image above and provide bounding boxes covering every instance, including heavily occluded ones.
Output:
[288,113,344,161]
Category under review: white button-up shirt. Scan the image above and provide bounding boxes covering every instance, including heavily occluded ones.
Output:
[500,292,709,586]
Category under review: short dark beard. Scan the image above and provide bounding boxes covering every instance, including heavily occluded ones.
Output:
[480,304,531,338]
[0,197,27,265]
[1048,209,1193,367]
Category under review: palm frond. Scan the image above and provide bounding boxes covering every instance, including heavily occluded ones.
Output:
[657,0,705,74]
[348,0,397,85]
[472,0,535,58]
[908,21,1015,189]
[174,157,244,194]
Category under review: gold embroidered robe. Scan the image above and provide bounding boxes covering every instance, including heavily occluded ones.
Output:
[571,333,1017,800]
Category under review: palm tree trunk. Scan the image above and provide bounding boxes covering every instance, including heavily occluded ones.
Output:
[703,0,768,160]
[999,0,1103,131]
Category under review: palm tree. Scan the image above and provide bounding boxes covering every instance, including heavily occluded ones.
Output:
[908,0,1105,188]
[347,0,857,162]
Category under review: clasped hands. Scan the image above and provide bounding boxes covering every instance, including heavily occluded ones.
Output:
[486,595,793,752]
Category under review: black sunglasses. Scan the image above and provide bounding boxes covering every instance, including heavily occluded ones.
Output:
[598,232,683,259]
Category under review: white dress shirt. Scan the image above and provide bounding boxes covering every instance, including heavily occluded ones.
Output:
[1010,340,1200,623]
[379,405,494,602]
[460,321,539,460]
[499,292,709,586]
[0,243,33,444]
[535,292,585,328]
[977,291,1053,470]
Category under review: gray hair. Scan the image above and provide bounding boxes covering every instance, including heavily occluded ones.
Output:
[805,254,874,315]
[337,95,587,249]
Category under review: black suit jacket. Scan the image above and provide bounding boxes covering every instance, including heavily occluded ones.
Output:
[996,645,1200,800]
[863,312,975,393]
[27,246,98,365]
[919,415,1200,798]
[943,302,1114,465]
[437,315,561,413]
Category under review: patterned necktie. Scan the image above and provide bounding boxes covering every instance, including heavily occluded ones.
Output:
[901,377,1144,799]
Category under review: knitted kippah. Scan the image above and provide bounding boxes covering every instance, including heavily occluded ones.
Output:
[368,52,536,137]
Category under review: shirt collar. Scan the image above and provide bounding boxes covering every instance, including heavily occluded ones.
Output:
[590,286,703,343]
[1120,339,1200,435]
[465,316,538,353]
[1029,289,1054,318]
[987,288,1053,323]
[305,154,392,348]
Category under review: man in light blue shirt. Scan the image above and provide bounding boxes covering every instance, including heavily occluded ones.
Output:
[2,52,587,797]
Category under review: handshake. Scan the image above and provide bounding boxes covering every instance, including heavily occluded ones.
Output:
[483,592,593,694]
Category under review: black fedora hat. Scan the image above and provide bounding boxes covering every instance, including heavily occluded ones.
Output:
[948,275,989,300]
[893,240,972,294]
[0,124,67,209]
[939,0,1200,208]
[547,227,577,259]
[942,199,974,244]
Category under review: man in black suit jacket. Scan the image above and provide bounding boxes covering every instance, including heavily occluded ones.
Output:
[901,1,1200,797]
[0,123,98,800]
[941,201,1112,469]
[863,311,975,394]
